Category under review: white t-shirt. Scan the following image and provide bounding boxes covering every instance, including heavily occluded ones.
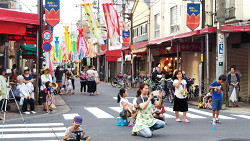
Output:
[173,79,187,99]
[87,70,95,81]
[120,98,129,112]
[40,74,52,90]
[17,83,30,97]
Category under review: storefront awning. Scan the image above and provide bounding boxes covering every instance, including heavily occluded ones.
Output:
[121,46,130,50]
[0,8,39,35]
[131,47,147,54]
[96,51,106,56]
[221,25,250,33]
[173,30,200,39]
[20,44,36,59]
[130,41,149,50]
[105,49,121,61]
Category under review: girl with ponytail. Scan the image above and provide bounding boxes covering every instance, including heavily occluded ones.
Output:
[117,88,137,127]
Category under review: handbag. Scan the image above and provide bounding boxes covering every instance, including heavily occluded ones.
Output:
[96,77,100,84]
[50,103,56,109]
[119,110,127,118]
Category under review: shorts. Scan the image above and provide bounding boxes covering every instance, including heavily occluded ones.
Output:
[40,90,47,103]
[212,98,222,110]
[56,80,63,87]
[173,96,188,112]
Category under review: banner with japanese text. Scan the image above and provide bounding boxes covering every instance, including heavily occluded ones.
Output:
[186,3,200,31]
[122,31,130,47]
[45,0,60,27]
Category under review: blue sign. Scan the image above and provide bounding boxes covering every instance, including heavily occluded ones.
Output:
[42,42,52,52]
[219,43,223,54]
[186,3,200,31]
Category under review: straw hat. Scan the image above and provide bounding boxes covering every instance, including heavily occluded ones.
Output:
[41,66,51,74]
[51,82,58,89]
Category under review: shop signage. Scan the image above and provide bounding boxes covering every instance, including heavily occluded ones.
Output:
[42,30,52,41]
[122,31,130,47]
[218,33,224,58]
[45,0,60,27]
[42,42,52,52]
[186,3,200,31]
[101,40,107,51]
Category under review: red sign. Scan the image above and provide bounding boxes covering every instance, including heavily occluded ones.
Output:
[42,30,52,41]
[45,0,60,27]
[42,42,52,52]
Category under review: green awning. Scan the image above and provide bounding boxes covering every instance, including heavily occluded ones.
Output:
[20,44,36,56]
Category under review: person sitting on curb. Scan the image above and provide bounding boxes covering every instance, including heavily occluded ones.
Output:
[62,116,91,141]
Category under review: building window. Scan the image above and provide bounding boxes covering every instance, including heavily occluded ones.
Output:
[133,27,138,38]
[170,5,178,33]
[141,23,147,35]
[154,14,160,39]
[225,0,235,20]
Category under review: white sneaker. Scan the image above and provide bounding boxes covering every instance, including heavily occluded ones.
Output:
[23,111,30,115]
[31,111,36,114]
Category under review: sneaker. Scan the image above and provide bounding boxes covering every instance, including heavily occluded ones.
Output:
[49,109,53,112]
[128,123,134,127]
[215,120,221,123]
[131,131,137,136]
[23,111,30,115]
[175,118,181,122]
[182,119,190,123]
[30,111,36,114]
[46,111,51,114]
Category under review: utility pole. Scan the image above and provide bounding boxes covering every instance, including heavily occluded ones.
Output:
[216,0,226,101]
[121,3,125,76]
[200,0,205,96]
[36,0,44,105]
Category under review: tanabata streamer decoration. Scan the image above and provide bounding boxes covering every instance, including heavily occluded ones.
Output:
[55,36,59,57]
[72,35,78,61]
[61,36,67,62]
[77,28,89,60]
[82,1,104,45]
[63,26,72,55]
[102,0,121,45]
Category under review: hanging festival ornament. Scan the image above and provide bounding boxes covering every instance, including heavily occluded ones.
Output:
[61,36,67,62]
[55,36,59,57]
[82,1,104,45]
[102,0,121,45]
[63,26,72,55]
[77,28,89,60]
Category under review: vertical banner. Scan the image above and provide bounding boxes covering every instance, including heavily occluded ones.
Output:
[45,0,60,27]
[101,40,107,51]
[186,3,200,31]
[122,31,130,47]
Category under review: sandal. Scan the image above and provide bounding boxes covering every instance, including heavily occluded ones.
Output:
[182,119,190,123]
[175,118,181,122]
[215,120,221,123]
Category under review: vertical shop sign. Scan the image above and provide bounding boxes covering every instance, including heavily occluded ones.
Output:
[122,31,130,47]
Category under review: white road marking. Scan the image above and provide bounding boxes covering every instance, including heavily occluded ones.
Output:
[232,114,250,119]
[85,107,114,118]
[163,113,175,118]
[109,107,121,112]
[113,97,135,100]
[165,107,206,119]
[63,113,80,120]
[188,108,236,119]
[0,123,64,127]
[0,132,65,138]
[1,127,66,132]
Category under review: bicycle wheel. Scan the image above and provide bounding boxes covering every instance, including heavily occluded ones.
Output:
[168,90,174,103]
[111,78,117,87]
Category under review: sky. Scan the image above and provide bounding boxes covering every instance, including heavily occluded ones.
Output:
[20,0,83,41]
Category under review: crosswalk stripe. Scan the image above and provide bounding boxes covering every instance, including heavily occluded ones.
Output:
[1,127,66,132]
[113,97,135,100]
[0,132,65,138]
[0,123,64,128]
[232,114,250,119]
[165,107,206,119]
[188,108,236,119]
[109,107,121,112]
[163,113,175,118]
[63,113,80,120]
[85,107,114,118]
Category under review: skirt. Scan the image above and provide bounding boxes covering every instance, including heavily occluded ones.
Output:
[87,81,96,93]
[173,96,188,112]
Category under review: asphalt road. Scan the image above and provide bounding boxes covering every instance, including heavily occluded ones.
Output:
[1,78,250,141]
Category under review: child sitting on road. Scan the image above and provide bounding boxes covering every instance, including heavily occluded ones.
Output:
[209,75,226,124]
[45,81,55,114]
[152,102,165,121]
[62,116,91,141]
[117,88,137,127]
[66,77,73,95]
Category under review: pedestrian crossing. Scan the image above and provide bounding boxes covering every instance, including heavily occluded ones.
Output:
[81,106,250,121]
[0,122,66,139]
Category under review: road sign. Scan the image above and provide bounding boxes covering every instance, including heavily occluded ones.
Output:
[42,30,52,41]
[42,42,52,52]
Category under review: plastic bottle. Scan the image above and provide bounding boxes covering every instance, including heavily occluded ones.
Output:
[212,121,216,130]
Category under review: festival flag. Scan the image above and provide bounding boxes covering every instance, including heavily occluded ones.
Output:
[63,26,72,55]
[45,0,60,27]
[102,1,121,45]
[186,3,200,31]
[55,36,59,57]
[82,2,104,45]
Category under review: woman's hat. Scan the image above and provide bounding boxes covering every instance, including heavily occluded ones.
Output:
[41,66,51,74]
[24,67,29,72]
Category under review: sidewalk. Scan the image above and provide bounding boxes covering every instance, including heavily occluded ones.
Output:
[188,98,250,114]
[1,95,70,121]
